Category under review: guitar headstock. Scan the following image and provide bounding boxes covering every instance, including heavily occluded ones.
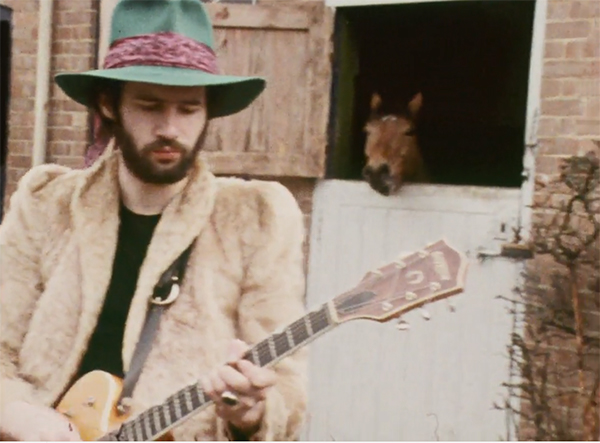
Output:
[330,239,468,324]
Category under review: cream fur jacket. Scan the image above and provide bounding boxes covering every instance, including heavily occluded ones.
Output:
[0,146,308,441]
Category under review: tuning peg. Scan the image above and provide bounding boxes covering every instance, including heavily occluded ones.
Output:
[420,308,431,320]
[367,269,383,277]
[396,319,410,331]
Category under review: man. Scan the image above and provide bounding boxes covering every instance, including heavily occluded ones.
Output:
[0,0,307,440]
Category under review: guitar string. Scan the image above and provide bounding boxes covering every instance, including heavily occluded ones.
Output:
[122,307,332,440]
[112,251,444,439]
[120,258,438,440]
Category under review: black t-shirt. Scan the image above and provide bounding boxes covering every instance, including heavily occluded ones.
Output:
[75,204,161,379]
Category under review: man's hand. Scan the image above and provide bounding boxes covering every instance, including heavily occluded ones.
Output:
[201,339,276,435]
[0,400,81,441]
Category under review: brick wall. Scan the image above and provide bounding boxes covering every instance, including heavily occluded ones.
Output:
[521,0,600,439]
[536,0,599,179]
[1,0,98,204]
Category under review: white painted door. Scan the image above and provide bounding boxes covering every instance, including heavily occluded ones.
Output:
[301,180,522,441]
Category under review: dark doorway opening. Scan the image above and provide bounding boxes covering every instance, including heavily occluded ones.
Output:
[327,1,536,188]
[1,5,12,221]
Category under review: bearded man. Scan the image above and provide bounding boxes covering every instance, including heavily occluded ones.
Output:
[0,0,307,440]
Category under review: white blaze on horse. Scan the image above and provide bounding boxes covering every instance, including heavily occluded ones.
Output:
[362,92,429,196]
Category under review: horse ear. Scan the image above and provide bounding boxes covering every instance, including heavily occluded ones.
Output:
[407,92,423,119]
[370,92,382,115]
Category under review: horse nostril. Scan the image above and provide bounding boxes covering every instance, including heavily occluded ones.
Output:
[362,165,373,178]
[379,163,390,176]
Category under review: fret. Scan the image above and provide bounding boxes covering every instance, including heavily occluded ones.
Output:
[162,402,173,428]
[310,306,331,334]
[267,336,277,361]
[291,317,309,345]
[183,387,194,412]
[256,340,272,366]
[195,383,207,406]
[304,315,314,336]
[169,395,182,423]
[152,405,162,436]
[285,327,295,348]
[251,346,261,366]
[141,413,153,441]
[134,416,145,441]
[274,332,289,356]
[124,422,135,441]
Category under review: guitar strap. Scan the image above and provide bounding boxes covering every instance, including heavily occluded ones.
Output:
[116,240,196,414]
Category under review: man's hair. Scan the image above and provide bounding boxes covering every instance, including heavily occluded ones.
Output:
[92,79,124,130]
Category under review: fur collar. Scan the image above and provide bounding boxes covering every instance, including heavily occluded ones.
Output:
[69,141,217,371]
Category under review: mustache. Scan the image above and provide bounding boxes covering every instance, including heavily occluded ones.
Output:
[140,138,190,154]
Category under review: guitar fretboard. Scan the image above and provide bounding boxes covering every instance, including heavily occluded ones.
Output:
[100,304,333,441]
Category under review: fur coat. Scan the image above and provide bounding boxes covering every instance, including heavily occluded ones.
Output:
[0,145,308,440]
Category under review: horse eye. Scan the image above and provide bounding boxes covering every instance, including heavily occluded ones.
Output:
[405,128,416,136]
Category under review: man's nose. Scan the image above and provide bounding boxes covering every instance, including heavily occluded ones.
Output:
[155,108,179,140]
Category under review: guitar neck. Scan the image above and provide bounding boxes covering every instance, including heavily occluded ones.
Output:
[100,304,335,441]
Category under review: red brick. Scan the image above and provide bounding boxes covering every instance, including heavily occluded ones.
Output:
[8,127,35,141]
[49,127,87,142]
[547,1,571,21]
[538,117,561,136]
[9,112,35,127]
[570,0,600,19]
[541,78,563,98]
[538,137,579,155]
[536,154,569,175]
[7,141,32,156]
[545,41,567,59]
[9,155,33,169]
[11,56,37,70]
[546,20,592,39]
[576,119,600,136]
[541,98,584,116]
[537,117,577,137]
[562,79,600,97]
[54,26,74,40]
[48,113,73,128]
[584,97,600,119]
[543,60,600,78]
[566,39,600,59]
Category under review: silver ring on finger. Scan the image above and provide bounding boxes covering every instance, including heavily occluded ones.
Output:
[221,390,240,407]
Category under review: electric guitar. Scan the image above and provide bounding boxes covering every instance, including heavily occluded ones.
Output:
[56,239,468,441]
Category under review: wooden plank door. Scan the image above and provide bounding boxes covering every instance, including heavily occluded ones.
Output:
[203,2,333,177]
[303,180,522,440]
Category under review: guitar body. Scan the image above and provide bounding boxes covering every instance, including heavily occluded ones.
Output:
[56,371,173,441]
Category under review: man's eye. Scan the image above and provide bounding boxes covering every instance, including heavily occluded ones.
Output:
[181,106,202,114]
[139,103,160,111]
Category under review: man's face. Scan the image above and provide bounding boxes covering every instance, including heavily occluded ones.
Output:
[102,82,209,184]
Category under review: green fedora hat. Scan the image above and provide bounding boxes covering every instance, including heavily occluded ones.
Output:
[55,0,266,119]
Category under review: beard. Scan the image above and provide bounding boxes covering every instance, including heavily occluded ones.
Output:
[113,121,208,185]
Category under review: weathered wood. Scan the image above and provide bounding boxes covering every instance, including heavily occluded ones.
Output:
[204,2,333,178]
[206,3,314,30]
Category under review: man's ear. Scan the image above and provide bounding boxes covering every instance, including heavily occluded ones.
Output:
[97,93,116,121]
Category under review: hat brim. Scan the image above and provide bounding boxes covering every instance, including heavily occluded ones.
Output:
[54,65,266,119]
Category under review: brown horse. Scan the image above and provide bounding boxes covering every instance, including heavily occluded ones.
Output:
[362,92,429,195]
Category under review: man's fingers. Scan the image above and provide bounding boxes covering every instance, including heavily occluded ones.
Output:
[237,360,276,390]
[226,339,250,363]
[219,364,252,394]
